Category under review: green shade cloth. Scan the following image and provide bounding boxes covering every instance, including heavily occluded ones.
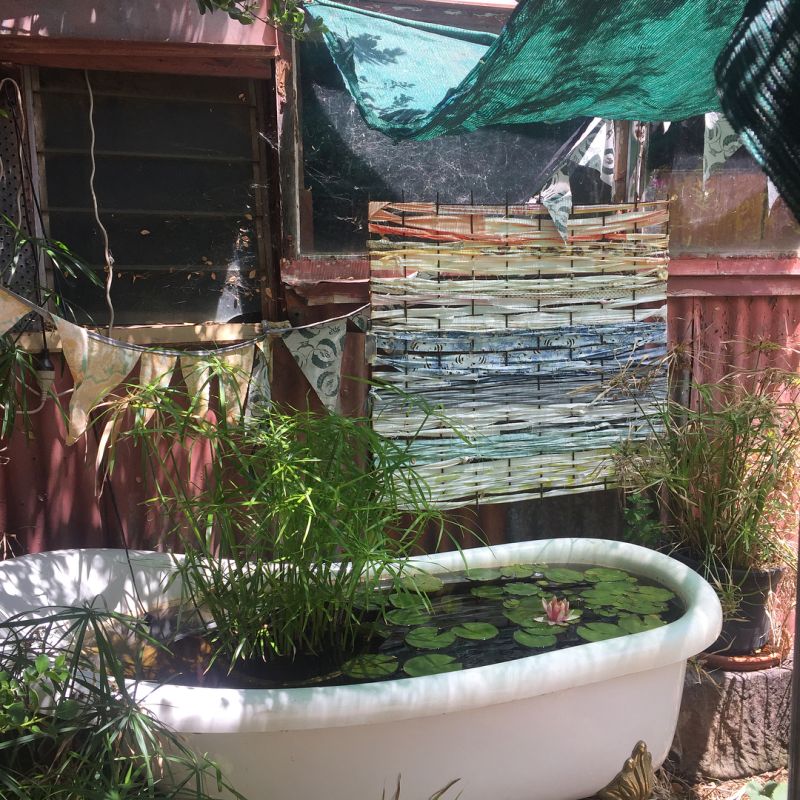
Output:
[716,0,800,224]
[307,0,748,141]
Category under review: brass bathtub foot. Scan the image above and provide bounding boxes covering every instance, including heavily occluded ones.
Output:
[594,741,655,800]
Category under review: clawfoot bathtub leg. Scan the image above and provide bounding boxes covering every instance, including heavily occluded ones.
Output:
[593,741,655,800]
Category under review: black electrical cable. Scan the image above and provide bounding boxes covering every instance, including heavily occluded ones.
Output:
[6,84,49,359]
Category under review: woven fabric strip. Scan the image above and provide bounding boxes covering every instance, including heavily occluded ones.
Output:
[715,0,800,223]
[308,0,747,140]
[369,201,668,508]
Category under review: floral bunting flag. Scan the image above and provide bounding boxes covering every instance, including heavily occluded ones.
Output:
[576,119,615,187]
[539,167,572,240]
[245,340,272,423]
[179,355,212,418]
[767,178,780,213]
[535,118,614,240]
[218,346,255,423]
[0,287,34,336]
[137,351,177,425]
[53,316,140,445]
[352,309,370,332]
[282,319,346,412]
[703,112,742,185]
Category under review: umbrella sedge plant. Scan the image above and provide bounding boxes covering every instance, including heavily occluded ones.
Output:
[99,359,457,672]
[0,605,244,799]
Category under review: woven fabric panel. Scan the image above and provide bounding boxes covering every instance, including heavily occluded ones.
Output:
[716,0,800,224]
[307,0,746,140]
[369,201,668,508]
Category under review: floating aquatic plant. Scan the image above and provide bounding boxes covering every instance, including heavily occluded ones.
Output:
[403,654,462,677]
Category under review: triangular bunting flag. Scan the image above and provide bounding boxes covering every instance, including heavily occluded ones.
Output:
[703,112,742,185]
[767,178,780,213]
[180,355,212,418]
[138,351,177,425]
[539,167,572,241]
[576,119,615,187]
[352,308,370,332]
[245,340,272,424]
[533,118,613,241]
[0,287,34,336]
[218,346,255,424]
[53,316,140,445]
[282,319,346,412]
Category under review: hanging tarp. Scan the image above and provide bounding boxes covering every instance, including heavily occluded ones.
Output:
[715,0,800,223]
[306,0,748,141]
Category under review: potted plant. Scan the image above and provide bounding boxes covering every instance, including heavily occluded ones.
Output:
[615,365,800,656]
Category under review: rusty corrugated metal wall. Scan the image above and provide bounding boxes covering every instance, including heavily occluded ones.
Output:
[4,129,800,554]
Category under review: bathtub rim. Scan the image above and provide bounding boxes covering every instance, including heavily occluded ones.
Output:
[0,539,722,734]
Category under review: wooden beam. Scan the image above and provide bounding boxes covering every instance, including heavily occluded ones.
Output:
[1,37,277,78]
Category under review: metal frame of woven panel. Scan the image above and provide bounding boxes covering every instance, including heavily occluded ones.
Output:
[369,200,668,508]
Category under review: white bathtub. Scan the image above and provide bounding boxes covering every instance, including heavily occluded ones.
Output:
[0,540,721,800]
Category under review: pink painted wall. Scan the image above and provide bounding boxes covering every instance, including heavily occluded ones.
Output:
[1,1,277,47]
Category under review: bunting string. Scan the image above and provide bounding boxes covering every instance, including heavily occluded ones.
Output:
[0,285,368,442]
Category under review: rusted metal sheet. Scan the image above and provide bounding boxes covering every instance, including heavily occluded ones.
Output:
[668,258,800,383]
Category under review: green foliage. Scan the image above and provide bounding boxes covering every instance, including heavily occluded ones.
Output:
[102,365,452,667]
[193,0,325,40]
[745,780,788,800]
[0,335,39,438]
[1,215,101,290]
[0,606,244,800]
[621,491,663,549]
[615,367,800,584]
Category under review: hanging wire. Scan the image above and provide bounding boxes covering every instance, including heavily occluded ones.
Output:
[83,70,115,337]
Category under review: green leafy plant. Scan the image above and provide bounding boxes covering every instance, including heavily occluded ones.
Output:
[0,605,245,799]
[1,214,102,291]
[193,0,324,39]
[745,780,787,800]
[101,363,452,668]
[615,366,800,586]
[620,490,663,549]
[0,335,40,438]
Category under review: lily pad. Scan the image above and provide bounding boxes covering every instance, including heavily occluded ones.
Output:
[388,593,427,610]
[576,622,625,642]
[342,653,398,680]
[542,567,586,584]
[504,582,541,597]
[634,585,675,602]
[624,599,668,615]
[519,621,559,635]
[451,622,499,641]
[466,568,504,582]
[514,629,557,648]
[500,565,535,579]
[503,595,541,610]
[396,573,444,594]
[589,581,632,596]
[405,627,456,650]
[385,608,432,626]
[584,567,633,583]
[617,614,666,634]
[470,585,505,600]
[403,654,462,677]
[503,607,538,626]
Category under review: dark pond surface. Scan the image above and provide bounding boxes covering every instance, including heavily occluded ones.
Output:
[124,563,684,689]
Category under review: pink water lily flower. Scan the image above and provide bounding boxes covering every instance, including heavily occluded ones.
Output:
[542,595,570,625]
